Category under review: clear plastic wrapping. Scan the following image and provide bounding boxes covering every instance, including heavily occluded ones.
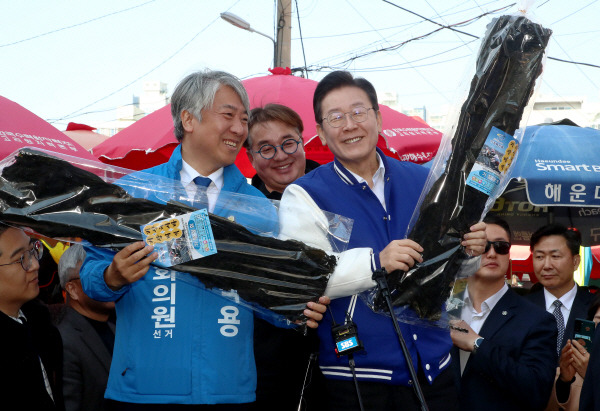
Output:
[0,148,353,325]
[365,6,552,325]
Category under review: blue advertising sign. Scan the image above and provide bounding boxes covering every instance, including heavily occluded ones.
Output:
[513,125,600,207]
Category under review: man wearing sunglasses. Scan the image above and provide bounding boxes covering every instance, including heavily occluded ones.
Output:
[0,224,64,410]
[450,215,557,411]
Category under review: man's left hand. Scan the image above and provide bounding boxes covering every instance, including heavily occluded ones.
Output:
[303,296,330,329]
[462,222,487,257]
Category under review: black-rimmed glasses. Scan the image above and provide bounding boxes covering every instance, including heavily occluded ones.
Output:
[0,240,43,271]
[484,241,511,255]
[322,107,374,128]
[253,138,301,160]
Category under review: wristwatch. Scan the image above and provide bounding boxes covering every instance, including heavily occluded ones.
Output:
[472,337,484,354]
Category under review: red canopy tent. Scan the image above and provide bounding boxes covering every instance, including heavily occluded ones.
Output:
[0,96,97,162]
[63,122,111,151]
[93,71,442,176]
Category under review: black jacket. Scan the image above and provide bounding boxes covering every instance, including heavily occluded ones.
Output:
[0,299,64,411]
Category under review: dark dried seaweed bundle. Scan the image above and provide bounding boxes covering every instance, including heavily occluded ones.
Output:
[0,149,334,321]
[382,15,552,318]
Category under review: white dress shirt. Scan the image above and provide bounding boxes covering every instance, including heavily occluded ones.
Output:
[543,282,577,323]
[180,160,224,213]
[347,153,387,210]
[459,283,509,374]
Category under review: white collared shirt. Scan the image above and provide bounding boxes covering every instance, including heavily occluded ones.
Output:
[459,283,509,374]
[180,160,224,213]
[347,153,387,210]
[543,282,577,323]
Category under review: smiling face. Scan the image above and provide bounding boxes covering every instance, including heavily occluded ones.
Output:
[533,235,580,298]
[0,228,40,317]
[247,120,306,194]
[316,86,382,176]
[475,224,511,284]
[181,85,248,176]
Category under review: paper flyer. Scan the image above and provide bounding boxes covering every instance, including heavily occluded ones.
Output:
[140,209,217,268]
[467,126,518,196]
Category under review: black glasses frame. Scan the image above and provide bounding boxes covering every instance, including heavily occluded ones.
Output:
[254,138,301,160]
[0,240,44,271]
[322,107,374,128]
[484,240,511,255]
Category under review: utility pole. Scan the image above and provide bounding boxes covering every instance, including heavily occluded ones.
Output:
[275,0,292,68]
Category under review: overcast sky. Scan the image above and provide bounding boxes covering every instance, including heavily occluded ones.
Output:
[2,0,598,129]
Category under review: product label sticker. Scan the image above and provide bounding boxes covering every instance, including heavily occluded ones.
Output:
[141,209,217,268]
[467,126,518,196]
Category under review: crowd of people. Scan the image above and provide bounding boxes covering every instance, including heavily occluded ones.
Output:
[1,69,599,411]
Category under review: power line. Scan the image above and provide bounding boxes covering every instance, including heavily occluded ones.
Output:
[50,0,242,124]
[0,0,157,48]
[294,0,309,78]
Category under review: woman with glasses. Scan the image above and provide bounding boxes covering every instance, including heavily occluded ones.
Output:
[0,224,64,410]
[449,215,558,411]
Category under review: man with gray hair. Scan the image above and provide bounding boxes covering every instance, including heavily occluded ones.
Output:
[57,244,115,411]
[79,70,329,409]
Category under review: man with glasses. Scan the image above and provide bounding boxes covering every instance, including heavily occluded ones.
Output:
[450,215,557,410]
[278,70,487,410]
[0,224,64,410]
[245,103,325,410]
[245,103,320,201]
[57,244,115,411]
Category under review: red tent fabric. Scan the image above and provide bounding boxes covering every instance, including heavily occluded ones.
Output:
[0,96,97,162]
[93,72,442,176]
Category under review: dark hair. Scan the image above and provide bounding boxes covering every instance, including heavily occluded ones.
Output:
[587,293,600,321]
[483,215,511,242]
[529,224,581,256]
[0,223,12,257]
[313,71,379,125]
[245,104,304,148]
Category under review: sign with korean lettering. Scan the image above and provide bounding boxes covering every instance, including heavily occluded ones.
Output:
[511,124,600,207]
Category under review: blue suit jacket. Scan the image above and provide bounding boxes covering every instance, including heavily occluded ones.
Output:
[452,288,557,411]
[525,285,594,352]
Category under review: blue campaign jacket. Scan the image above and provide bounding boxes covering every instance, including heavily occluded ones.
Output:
[80,145,278,405]
[292,149,453,386]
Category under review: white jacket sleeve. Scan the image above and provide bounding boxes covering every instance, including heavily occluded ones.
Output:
[279,184,376,299]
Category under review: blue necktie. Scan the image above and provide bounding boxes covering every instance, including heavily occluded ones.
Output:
[193,176,211,208]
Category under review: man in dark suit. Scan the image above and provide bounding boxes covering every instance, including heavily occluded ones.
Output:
[525,224,594,354]
[450,216,557,411]
[57,244,115,411]
[525,224,594,410]
[0,224,64,410]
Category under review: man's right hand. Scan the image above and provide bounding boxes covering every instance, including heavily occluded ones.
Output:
[104,241,157,291]
[379,239,423,273]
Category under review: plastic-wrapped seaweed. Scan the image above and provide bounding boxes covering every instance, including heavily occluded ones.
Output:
[0,149,335,321]
[380,14,552,318]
